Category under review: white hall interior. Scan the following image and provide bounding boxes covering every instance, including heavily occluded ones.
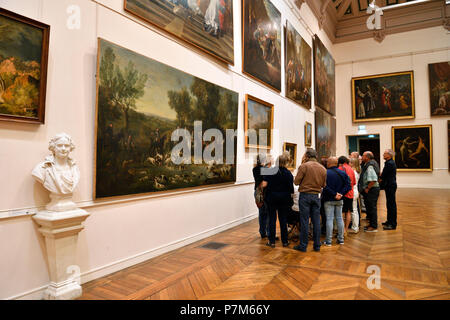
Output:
[0,0,449,299]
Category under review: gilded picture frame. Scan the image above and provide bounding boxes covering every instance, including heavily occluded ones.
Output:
[392,124,433,172]
[283,142,297,170]
[304,121,312,147]
[352,71,415,123]
[244,94,274,150]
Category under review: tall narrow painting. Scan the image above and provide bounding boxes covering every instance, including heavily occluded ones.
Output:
[313,35,335,115]
[392,125,432,172]
[244,94,274,150]
[283,142,297,171]
[428,61,450,116]
[0,8,49,124]
[315,107,336,161]
[352,71,415,122]
[124,0,234,65]
[304,121,312,147]
[285,21,311,109]
[242,0,281,91]
[95,38,239,199]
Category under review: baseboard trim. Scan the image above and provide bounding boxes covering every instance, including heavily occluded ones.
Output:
[8,211,258,300]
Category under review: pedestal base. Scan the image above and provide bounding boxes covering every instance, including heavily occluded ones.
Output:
[33,208,89,300]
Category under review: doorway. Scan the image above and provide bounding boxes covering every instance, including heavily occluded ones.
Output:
[347,134,381,165]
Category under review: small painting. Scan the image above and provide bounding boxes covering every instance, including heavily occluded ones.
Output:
[448,120,450,171]
[124,0,234,65]
[392,125,432,172]
[315,107,336,161]
[352,71,415,122]
[242,0,281,91]
[244,94,273,149]
[313,35,335,115]
[428,61,450,116]
[305,121,312,147]
[95,38,239,198]
[283,142,297,170]
[0,8,49,124]
[285,21,311,109]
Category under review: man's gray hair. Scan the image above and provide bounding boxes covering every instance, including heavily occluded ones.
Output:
[386,149,395,157]
[256,153,267,166]
[305,148,317,159]
[364,151,374,159]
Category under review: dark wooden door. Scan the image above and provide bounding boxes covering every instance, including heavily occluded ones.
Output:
[359,138,380,165]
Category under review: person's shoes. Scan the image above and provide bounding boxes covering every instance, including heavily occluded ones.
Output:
[275,236,279,241]
[337,240,344,245]
[293,245,306,252]
[349,229,359,234]
[282,241,290,247]
[322,241,331,247]
[383,225,396,230]
[313,248,320,252]
[365,227,378,232]
[382,221,389,226]
[266,242,275,248]
[260,234,267,239]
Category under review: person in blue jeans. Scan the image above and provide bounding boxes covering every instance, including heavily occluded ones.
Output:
[292,148,327,252]
[322,157,351,246]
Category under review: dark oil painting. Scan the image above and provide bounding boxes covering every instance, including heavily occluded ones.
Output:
[392,125,432,172]
[428,61,450,116]
[285,21,311,109]
[124,0,234,65]
[0,9,49,123]
[315,107,336,161]
[313,35,335,115]
[95,38,238,198]
[244,94,273,149]
[352,71,415,122]
[242,0,281,91]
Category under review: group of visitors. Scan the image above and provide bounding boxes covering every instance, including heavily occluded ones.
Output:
[253,147,398,252]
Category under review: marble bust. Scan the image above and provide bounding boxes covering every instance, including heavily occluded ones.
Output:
[32,133,80,212]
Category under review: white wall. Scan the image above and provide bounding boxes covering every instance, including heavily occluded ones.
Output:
[0,0,330,299]
[334,26,450,189]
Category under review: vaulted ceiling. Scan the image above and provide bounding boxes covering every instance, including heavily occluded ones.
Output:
[295,0,449,43]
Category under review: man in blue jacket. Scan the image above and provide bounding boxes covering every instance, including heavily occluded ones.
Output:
[322,157,351,246]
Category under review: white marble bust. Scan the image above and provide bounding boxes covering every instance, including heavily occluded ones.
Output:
[32,133,80,212]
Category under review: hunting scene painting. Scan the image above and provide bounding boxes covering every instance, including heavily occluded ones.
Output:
[285,21,311,109]
[428,61,449,116]
[124,0,234,64]
[315,107,336,161]
[313,35,335,115]
[95,39,238,198]
[242,0,281,91]
[0,9,49,123]
[245,94,273,149]
[352,71,415,122]
[392,125,432,172]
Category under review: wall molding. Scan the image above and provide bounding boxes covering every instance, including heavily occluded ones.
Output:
[7,210,258,300]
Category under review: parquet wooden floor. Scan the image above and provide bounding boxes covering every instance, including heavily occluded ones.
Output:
[79,188,450,300]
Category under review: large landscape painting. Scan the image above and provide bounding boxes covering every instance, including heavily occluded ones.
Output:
[245,94,273,149]
[392,125,432,172]
[242,0,281,91]
[352,71,415,122]
[313,35,335,115]
[428,61,449,116]
[95,38,238,198]
[0,9,49,123]
[285,21,311,109]
[124,0,234,65]
[315,107,336,161]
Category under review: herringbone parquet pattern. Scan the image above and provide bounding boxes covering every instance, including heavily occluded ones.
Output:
[79,188,450,300]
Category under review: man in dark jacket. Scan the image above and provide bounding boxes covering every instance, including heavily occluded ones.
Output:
[358,151,380,232]
[322,157,351,246]
[380,149,397,230]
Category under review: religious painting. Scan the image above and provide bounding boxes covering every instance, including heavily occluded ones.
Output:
[244,94,273,149]
[124,0,234,65]
[242,0,281,91]
[305,121,312,147]
[313,35,335,115]
[428,61,450,116]
[283,142,297,170]
[95,38,238,198]
[352,71,415,122]
[285,21,311,109]
[392,125,432,172]
[0,8,49,124]
[315,107,336,161]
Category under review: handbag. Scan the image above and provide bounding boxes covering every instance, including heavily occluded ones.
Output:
[255,185,264,208]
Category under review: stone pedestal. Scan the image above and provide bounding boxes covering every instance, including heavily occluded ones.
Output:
[33,208,90,300]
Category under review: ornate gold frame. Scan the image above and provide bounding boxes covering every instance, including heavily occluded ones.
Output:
[244,94,274,150]
[352,71,415,123]
[391,124,433,172]
[283,142,297,170]
[304,121,312,146]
